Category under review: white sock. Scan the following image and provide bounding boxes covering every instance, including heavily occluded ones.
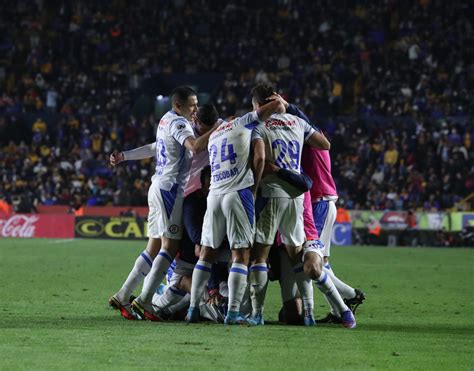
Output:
[167,293,190,314]
[228,263,248,313]
[140,249,173,303]
[189,260,212,308]
[249,263,268,316]
[324,263,356,299]
[153,285,187,313]
[116,250,153,303]
[293,263,314,314]
[315,271,349,315]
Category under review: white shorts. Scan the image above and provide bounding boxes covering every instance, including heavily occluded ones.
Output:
[168,259,194,287]
[147,181,184,240]
[201,188,255,249]
[255,197,305,247]
[312,200,337,256]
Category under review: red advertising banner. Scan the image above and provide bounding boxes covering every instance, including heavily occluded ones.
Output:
[0,214,75,238]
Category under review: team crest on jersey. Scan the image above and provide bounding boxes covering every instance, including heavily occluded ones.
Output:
[169,224,179,234]
[177,124,185,130]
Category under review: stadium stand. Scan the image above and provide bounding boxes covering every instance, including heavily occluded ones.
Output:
[0,0,472,212]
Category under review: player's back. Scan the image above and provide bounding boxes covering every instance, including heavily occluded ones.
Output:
[301,147,338,199]
[253,113,314,198]
[154,110,194,195]
[208,111,261,194]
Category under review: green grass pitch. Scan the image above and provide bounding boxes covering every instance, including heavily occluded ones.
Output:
[0,239,473,370]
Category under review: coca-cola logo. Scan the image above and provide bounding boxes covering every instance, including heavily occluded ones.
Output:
[0,215,39,237]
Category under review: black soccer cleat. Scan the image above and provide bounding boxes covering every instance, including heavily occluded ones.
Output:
[343,288,366,314]
[316,312,342,324]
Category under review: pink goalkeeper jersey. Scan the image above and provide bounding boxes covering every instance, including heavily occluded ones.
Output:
[301,147,338,201]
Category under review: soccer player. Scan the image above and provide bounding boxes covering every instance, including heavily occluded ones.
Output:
[249,84,356,328]
[185,97,286,325]
[108,91,217,320]
[274,92,365,324]
[151,166,212,318]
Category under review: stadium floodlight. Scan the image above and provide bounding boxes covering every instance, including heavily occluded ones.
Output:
[156,94,164,100]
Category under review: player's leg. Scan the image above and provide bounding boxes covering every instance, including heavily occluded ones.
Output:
[317,200,365,314]
[281,198,315,326]
[109,186,164,320]
[152,260,192,317]
[132,189,185,321]
[225,247,250,324]
[224,188,254,324]
[186,245,219,322]
[302,242,356,329]
[249,242,271,321]
[187,194,224,322]
[278,248,303,325]
[250,196,280,325]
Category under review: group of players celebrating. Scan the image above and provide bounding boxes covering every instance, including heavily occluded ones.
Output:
[108,84,365,328]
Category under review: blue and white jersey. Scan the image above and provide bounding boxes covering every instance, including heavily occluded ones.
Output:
[153,110,195,195]
[208,111,262,194]
[252,113,315,198]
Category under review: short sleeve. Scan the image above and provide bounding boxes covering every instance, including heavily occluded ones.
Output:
[234,111,262,130]
[300,118,316,141]
[251,125,265,142]
[170,118,195,145]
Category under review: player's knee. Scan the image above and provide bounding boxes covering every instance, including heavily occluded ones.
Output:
[303,260,322,280]
[200,246,216,262]
[232,248,249,265]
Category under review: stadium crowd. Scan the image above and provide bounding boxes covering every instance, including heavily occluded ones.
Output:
[0,0,472,212]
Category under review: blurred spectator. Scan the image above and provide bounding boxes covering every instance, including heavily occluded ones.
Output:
[0,0,472,211]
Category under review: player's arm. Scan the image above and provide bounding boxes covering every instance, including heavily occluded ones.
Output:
[268,93,322,132]
[256,98,286,121]
[183,122,218,154]
[109,142,156,166]
[251,137,265,197]
[306,131,331,150]
[263,161,313,192]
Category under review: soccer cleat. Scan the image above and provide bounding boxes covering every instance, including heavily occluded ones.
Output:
[247,313,265,326]
[303,309,316,326]
[185,306,200,323]
[341,310,357,329]
[316,312,342,324]
[225,311,247,325]
[108,295,135,320]
[131,297,163,321]
[344,288,366,314]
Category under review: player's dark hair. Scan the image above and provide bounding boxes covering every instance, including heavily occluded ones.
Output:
[200,165,211,185]
[251,83,276,105]
[171,86,197,105]
[197,104,218,127]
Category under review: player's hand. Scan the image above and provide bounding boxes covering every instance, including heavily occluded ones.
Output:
[267,92,289,110]
[275,100,286,114]
[263,160,279,177]
[109,151,124,166]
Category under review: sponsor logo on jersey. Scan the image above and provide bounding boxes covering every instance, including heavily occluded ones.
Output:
[265,118,296,130]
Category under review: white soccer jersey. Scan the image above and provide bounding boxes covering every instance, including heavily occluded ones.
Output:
[252,113,315,198]
[153,110,195,195]
[208,111,262,194]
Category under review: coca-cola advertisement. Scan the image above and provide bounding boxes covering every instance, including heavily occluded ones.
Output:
[0,214,75,238]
